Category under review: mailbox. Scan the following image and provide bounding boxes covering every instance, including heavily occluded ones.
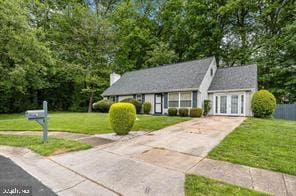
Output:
[26,110,45,120]
[25,101,48,143]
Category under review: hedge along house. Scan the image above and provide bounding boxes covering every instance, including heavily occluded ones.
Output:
[102,57,257,116]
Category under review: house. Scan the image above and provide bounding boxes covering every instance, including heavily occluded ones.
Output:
[102,57,257,116]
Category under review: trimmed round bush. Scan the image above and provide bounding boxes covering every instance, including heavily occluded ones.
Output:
[92,100,113,113]
[251,90,276,118]
[120,98,142,114]
[190,108,203,117]
[178,108,189,117]
[168,108,177,116]
[143,102,151,114]
[109,103,136,135]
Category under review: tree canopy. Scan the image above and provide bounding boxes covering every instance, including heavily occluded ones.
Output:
[0,0,295,113]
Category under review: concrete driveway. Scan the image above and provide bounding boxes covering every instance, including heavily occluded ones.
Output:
[0,116,245,196]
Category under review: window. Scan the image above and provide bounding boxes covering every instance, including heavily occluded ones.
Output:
[231,95,239,114]
[168,93,179,107]
[215,96,218,113]
[180,92,192,107]
[220,96,227,114]
[241,95,244,114]
[210,68,213,76]
[136,94,143,103]
[110,96,117,102]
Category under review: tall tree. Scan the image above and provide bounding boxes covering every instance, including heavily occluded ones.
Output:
[46,4,115,112]
[255,0,295,102]
[110,0,175,73]
[0,0,53,112]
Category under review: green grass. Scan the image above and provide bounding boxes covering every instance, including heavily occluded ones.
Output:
[185,174,268,196]
[0,134,91,156]
[209,118,296,175]
[0,112,190,134]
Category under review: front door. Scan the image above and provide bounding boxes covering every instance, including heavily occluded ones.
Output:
[154,94,162,114]
[214,93,245,116]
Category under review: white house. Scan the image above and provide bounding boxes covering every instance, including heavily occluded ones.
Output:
[102,57,257,116]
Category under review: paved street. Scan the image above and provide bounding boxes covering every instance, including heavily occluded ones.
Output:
[0,155,56,196]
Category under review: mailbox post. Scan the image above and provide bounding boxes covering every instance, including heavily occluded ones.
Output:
[25,101,48,143]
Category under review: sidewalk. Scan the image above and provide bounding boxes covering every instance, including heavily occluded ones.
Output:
[0,146,118,196]
[188,158,296,196]
[131,147,296,196]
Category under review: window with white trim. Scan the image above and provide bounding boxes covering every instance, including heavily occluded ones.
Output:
[168,92,179,107]
[180,92,192,107]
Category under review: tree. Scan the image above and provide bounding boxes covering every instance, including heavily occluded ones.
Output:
[46,4,115,112]
[0,0,53,112]
[255,0,295,102]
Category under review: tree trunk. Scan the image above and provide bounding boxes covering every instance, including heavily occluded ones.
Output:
[88,92,94,113]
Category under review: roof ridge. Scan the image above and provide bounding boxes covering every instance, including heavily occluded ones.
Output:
[122,56,215,76]
[218,64,257,70]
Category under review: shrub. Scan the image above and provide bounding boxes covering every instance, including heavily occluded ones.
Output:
[190,108,203,117]
[120,98,142,114]
[168,108,177,116]
[179,108,189,117]
[203,100,211,116]
[142,102,151,114]
[92,100,113,113]
[109,103,136,135]
[251,90,276,118]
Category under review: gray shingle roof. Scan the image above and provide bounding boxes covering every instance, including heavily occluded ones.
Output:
[209,64,257,91]
[102,57,214,96]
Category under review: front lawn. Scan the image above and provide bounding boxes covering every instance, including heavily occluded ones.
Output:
[209,118,296,175]
[185,174,268,196]
[0,112,190,134]
[0,134,91,156]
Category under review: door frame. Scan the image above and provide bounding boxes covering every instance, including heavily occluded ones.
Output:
[213,92,246,116]
[154,93,163,114]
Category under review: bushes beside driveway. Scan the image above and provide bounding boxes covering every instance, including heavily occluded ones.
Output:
[109,103,136,135]
[190,108,203,117]
[168,108,178,116]
[251,90,276,118]
[168,107,203,117]
[179,108,189,117]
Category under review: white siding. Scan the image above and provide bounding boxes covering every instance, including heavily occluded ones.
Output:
[208,93,214,115]
[198,58,217,108]
[245,91,255,116]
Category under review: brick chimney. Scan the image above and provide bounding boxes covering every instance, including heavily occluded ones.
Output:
[110,72,121,86]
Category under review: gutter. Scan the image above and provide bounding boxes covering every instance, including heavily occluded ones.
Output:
[102,88,200,97]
